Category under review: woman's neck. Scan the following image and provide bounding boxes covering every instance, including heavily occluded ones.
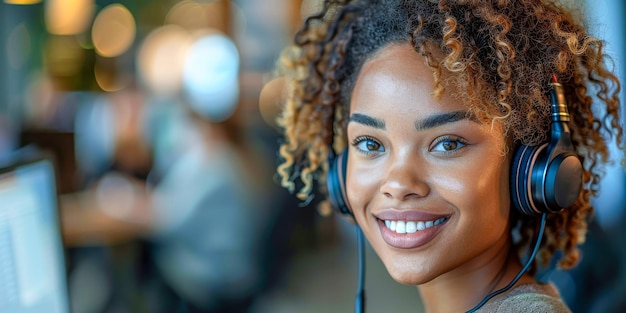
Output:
[416,238,535,313]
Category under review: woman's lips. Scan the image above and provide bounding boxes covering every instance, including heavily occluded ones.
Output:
[374,210,450,249]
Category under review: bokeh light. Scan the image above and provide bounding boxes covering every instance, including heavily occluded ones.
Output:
[182,32,240,122]
[258,76,286,129]
[4,0,42,4]
[44,0,95,35]
[92,4,136,58]
[136,25,192,97]
[94,56,133,92]
[165,0,227,31]
[95,172,139,221]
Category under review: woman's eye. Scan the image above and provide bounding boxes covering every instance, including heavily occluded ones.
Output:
[353,137,385,153]
[431,137,466,152]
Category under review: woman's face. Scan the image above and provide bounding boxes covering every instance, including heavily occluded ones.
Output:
[346,43,512,285]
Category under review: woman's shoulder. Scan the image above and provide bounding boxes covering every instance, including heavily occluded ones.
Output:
[477,282,572,313]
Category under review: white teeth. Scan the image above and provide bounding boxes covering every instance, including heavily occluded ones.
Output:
[383,217,447,234]
[405,221,417,233]
[396,221,406,234]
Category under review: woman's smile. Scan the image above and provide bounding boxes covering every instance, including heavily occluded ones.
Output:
[374,209,450,249]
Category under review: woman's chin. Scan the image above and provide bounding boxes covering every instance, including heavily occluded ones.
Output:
[385,266,432,286]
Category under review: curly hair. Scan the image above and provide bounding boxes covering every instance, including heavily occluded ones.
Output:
[276,0,624,273]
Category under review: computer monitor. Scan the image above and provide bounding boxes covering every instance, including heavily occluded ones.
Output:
[0,154,71,313]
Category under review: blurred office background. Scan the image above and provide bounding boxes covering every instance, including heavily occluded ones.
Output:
[0,0,624,313]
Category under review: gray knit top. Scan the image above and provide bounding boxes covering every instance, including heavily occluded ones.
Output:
[475,282,571,313]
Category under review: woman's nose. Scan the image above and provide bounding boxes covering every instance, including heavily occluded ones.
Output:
[379,155,430,201]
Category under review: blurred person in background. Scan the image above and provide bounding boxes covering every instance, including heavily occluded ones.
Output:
[59,32,284,313]
[141,103,272,313]
[139,32,281,313]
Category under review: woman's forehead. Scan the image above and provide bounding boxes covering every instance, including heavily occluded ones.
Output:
[351,44,461,115]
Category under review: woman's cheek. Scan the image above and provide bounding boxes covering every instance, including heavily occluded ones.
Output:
[346,161,380,213]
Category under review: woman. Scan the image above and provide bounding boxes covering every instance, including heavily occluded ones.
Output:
[275,0,623,312]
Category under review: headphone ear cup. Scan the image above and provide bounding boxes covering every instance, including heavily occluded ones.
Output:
[327,149,351,217]
[511,142,583,216]
[543,152,583,210]
[510,144,546,216]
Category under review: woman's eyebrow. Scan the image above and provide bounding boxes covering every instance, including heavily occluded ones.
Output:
[414,110,479,131]
[349,113,386,130]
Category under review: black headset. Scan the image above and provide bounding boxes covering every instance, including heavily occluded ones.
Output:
[326,76,583,312]
[510,76,583,216]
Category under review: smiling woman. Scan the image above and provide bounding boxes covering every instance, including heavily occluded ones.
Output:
[346,44,512,289]
[275,0,624,312]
